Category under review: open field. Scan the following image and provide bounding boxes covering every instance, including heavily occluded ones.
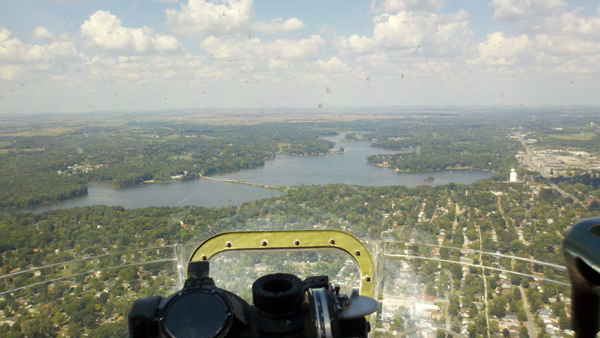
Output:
[0,109,466,132]
[0,147,44,154]
[548,133,595,140]
[169,154,193,160]
[0,128,71,137]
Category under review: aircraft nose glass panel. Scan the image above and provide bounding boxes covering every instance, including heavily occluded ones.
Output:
[0,238,573,338]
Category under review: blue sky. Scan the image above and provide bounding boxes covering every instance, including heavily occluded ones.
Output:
[1,0,600,114]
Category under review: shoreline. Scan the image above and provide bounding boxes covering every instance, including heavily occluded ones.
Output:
[365,161,495,175]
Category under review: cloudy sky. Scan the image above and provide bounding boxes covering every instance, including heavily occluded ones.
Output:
[1,0,599,114]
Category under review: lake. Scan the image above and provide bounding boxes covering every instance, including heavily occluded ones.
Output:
[5,133,493,214]
[211,134,494,187]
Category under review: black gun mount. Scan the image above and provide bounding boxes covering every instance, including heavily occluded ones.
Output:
[129,261,378,338]
[563,216,600,338]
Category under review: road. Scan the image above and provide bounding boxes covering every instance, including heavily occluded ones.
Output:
[450,203,459,244]
[519,285,537,338]
[498,194,536,338]
[445,273,454,334]
[516,135,585,208]
[497,197,507,228]
[477,224,491,338]
[198,174,279,189]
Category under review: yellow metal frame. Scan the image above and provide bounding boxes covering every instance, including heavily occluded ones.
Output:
[189,230,374,298]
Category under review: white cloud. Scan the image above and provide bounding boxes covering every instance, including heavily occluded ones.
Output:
[34,27,55,40]
[166,0,304,35]
[340,34,375,53]
[200,35,325,61]
[0,26,85,85]
[267,58,292,69]
[466,30,600,81]
[355,52,389,66]
[371,0,446,13]
[81,10,184,55]
[4,0,600,113]
[470,32,532,66]
[315,56,351,73]
[526,12,600,36]
[156,34,183,52]
[0,65,22,80]
[0,27,80,63]
[82,54,212,83]
[252,18,304,34]
[535,34,600,56]
[492,0,567,21]
[166,0,253,35]
[483,0,600,75]
[337,10,475,57]
[492,0,600,40]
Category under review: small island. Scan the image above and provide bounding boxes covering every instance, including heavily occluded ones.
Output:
[424,176,435,183]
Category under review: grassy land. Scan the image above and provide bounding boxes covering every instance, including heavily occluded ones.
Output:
[0,109,465,132]
[0,128,71,137]
[0,147,44,154]
[169,154,193,160]
[548,133,595,140]
[162,134,180,140]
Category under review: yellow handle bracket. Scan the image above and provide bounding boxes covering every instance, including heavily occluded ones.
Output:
[189,230,374,298]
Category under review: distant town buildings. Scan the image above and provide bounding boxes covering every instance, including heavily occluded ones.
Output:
[517,148,600,177]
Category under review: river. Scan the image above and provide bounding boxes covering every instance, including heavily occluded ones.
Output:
[5,133,493,214]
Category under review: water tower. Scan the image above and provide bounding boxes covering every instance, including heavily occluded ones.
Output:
[509,168,518,182]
